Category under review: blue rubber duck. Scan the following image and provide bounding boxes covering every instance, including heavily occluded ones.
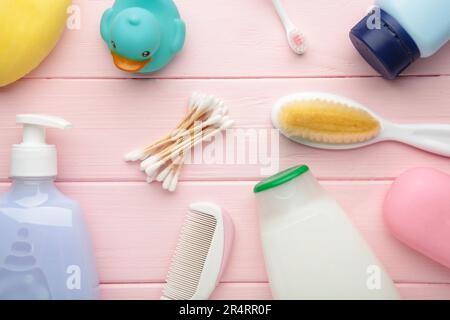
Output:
[100,0,186,73]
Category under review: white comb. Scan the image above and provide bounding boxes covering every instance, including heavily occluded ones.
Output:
[161,202,234,300]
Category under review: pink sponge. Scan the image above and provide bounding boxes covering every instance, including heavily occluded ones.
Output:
[384,167,450,269]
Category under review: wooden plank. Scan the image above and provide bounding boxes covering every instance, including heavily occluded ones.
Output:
[100,282,450,300]
[25,0,450,79]
[101,283,273,301]
[1,181,449,284]
[0,77,449,182]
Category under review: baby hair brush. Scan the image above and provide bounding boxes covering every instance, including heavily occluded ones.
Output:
[161,202,234,300]
[272,0,306,55]
[272,92,450,157]
[124,93,234,192]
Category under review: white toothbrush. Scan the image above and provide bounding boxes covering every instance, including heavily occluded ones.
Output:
[272,92,450,157]
[161,202,234,300]
[272,0,306,55]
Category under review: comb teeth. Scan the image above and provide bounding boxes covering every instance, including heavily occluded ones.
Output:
[162,210,218,300]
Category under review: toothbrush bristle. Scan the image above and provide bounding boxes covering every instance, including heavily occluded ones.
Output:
[162,210,218,300]
[293,34,303,47]
[288,29,306,55]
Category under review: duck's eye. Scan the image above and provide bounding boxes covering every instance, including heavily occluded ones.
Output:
[142,51,151,58]
[111,41,117,49]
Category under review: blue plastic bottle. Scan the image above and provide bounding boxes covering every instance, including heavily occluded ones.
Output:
[0,115,99,300]
[350,0,450,79]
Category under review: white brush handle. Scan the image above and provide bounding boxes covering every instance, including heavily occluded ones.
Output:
[272,0,294,30]
[390,124,450,157]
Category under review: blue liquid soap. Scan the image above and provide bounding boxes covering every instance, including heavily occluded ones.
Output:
[0,115,99,300]
[350,0,450,79]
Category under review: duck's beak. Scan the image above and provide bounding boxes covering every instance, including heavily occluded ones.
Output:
[111,52,152,72]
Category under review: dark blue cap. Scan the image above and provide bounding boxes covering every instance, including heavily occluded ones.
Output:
[349,9,420,80]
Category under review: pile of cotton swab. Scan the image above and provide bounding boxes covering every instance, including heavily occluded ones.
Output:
[124,93,234,192]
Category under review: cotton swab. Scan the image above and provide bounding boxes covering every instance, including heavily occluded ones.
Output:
[125,93,233,192]
[145,119,235,173]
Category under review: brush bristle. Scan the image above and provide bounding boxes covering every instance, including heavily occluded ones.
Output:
[277,99,381,144]
[162,210,218,300]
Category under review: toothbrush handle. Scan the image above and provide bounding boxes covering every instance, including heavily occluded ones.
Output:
[272,0,294,29]
[393,124,450,157]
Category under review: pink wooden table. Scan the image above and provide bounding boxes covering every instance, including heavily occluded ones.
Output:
[1,0,450,300]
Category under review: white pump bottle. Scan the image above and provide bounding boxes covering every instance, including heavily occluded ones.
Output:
[10,114,72,177]
[0,115,99,300]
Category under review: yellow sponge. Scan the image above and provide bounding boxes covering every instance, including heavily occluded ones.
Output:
[278,99,381,144]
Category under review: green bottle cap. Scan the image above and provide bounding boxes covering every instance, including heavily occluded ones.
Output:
[253,165,309,193]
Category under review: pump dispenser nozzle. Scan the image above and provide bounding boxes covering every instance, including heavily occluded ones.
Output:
[11,114,72,177]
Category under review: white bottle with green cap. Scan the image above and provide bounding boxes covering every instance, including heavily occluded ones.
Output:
[0,115,99,300]
[254,165,399,300]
